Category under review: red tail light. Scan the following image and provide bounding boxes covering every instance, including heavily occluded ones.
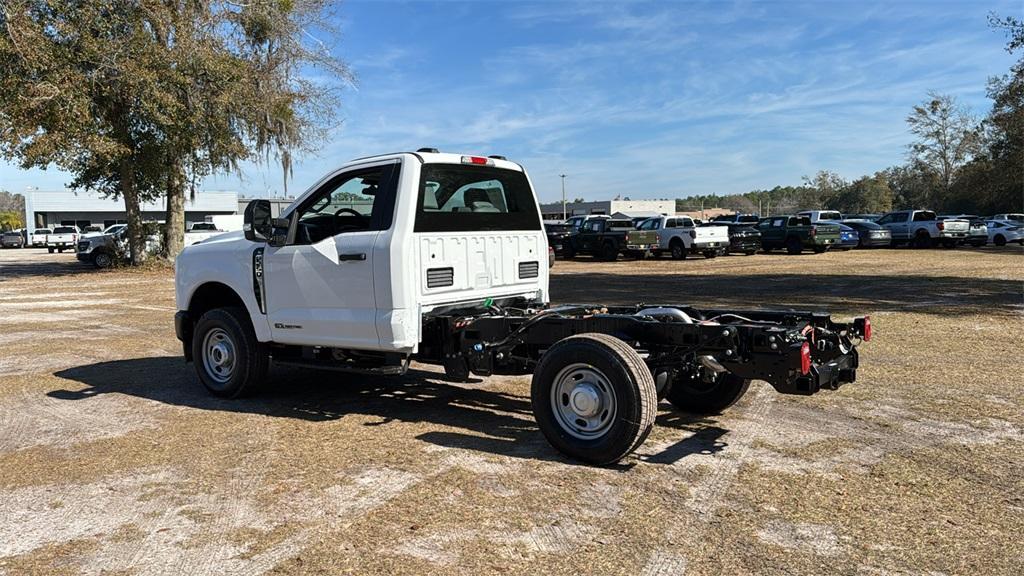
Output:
[936,221,944,231]
[809,227,817,237]
[863,316,872,341]
[625,233,630,242]
[800,342,811,375]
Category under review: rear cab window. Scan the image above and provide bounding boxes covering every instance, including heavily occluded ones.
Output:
[415,164,541,232]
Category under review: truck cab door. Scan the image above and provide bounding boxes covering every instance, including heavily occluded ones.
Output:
[263,161,400,350]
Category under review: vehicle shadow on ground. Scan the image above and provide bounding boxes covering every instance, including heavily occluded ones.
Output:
[50,357,719,466]
[0,253,95,281]
[551,272,1022,316]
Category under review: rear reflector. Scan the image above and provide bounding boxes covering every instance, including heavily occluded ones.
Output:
[461,156,494,166]
[863,316,872,341]
[800,342,811,375]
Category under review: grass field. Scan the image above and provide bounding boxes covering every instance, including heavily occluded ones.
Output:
[0,246,1021,575]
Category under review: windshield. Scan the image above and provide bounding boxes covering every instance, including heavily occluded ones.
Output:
[820,211,842,220]
[737,215,759,223]
[35,229,51,234]
[416,164,540,232]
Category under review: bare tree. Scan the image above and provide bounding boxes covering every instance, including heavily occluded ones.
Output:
[906,92,982,204]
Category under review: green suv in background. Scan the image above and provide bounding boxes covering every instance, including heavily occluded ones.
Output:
[757,215,841,254]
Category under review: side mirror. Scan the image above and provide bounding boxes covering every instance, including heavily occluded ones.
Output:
[244,200,272,243]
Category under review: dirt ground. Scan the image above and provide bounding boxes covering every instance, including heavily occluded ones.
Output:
[0,245,1021,575]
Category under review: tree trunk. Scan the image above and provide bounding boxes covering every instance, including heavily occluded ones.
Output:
[164,161,186,261]
[120,158,145,265]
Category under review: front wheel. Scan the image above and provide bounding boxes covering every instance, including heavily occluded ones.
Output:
[994,235,1006,246]
[744,250,757,256]
[786,237,803,255]
[47,248,54,254]
[666,370,751,414]
[191,307,269,398]
[531,333,657,465]
[92,251,113,269]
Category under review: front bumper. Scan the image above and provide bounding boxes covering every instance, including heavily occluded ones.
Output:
[728,237,761,252]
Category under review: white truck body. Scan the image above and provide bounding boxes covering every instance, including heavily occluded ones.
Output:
[176,152,548,353]
[797,210,843,222]
[638,215,729,257]
[875,210,969,244]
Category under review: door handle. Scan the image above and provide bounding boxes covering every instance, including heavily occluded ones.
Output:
[338,252,366,261]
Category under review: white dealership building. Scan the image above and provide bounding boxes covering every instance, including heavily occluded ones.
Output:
[22,189,240,234]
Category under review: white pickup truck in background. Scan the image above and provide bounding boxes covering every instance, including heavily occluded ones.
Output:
[637,215,729,259]
[875,210,969,248]
[30,228,52,247]
[46,226,79,253]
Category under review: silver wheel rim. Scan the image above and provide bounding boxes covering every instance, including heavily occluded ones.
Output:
[550,363,617,440]
[96,254,110,267]
[202,328,236,384]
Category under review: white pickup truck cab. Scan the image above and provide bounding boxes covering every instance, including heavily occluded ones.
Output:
[875,210,969,248]
[636,215,729,259]
[174,150,870,465]
[797,210,843,223]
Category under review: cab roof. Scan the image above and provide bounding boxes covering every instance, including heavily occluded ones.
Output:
[345,150,524,172]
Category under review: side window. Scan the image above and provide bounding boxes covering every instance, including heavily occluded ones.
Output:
[773,218,785,227]
[912,211,935,222]
[292,165,396,245]
[679,217,693,228]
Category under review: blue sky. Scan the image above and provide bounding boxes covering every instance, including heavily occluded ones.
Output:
[1,0,1017,204]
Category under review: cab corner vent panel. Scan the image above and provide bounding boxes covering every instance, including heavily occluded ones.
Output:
[518,261,539,279]
[426,267,454,288]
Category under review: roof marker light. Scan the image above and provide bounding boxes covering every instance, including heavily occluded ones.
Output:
[461,156,494,166]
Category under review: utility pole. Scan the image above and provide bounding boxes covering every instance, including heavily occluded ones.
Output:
[560,174,567,220]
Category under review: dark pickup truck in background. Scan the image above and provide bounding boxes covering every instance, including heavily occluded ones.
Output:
[564,218,659,261]
[544,222,575,258]
[757,215,840,254]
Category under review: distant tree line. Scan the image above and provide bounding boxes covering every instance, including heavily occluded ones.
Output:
[678,14,1023,217]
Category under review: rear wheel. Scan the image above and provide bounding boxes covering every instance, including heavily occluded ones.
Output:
[47,247,54,254]
[786,237,803,255]
[743,250,757,256]
[666,369,751,415]
[670,240,687,260]
[941,239,957,249]
[600,240,619,261]
[703,250,717,259]
[531,333,657,465]
[562,243,576,259]
[994,234,1006,246]
[191,307,269,398]
[913,231,933,249]
[812,245,829,254]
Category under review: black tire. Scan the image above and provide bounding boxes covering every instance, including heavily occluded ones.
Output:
[92,251,113,269]
[669,239,687,260]
[563,243,576,259]
[191,307,269,398]
[703,250,717,259]
[913,231,933,249]
[666,370,751,415]
[994,234,1006,247]
[812,245,829,254]
[47,247,54,254]
[744,250,757,256]
[651,250,663,259]
[600,240,619,262]
[531,333,657,465]
[786,237,803,255]
[57,248,64,253]
[941,239,957,249]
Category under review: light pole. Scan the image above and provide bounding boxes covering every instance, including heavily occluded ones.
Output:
[559,174,567,220]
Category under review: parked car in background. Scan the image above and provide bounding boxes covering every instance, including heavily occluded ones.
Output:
[82,224,126,239]
[844,214,881,221]
[875,210,968,248]
[46,226,79,253]
[77,226,128,268]
[637,215,728,259]
[940,215,987,247]
[564,214,609,233]
[835,224,859,250]
[985,220,1024,246]
[81,224,104,234]
[717,223,762,255]
[543,222,575,258]
[711,213,761,225]
[797,209,844,223]
[757,215,840,254]
[564,218,658,261]
[1,230,25,248]
[991,213,1024,223]
[30,228,52,247]
[841,220,892,248]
